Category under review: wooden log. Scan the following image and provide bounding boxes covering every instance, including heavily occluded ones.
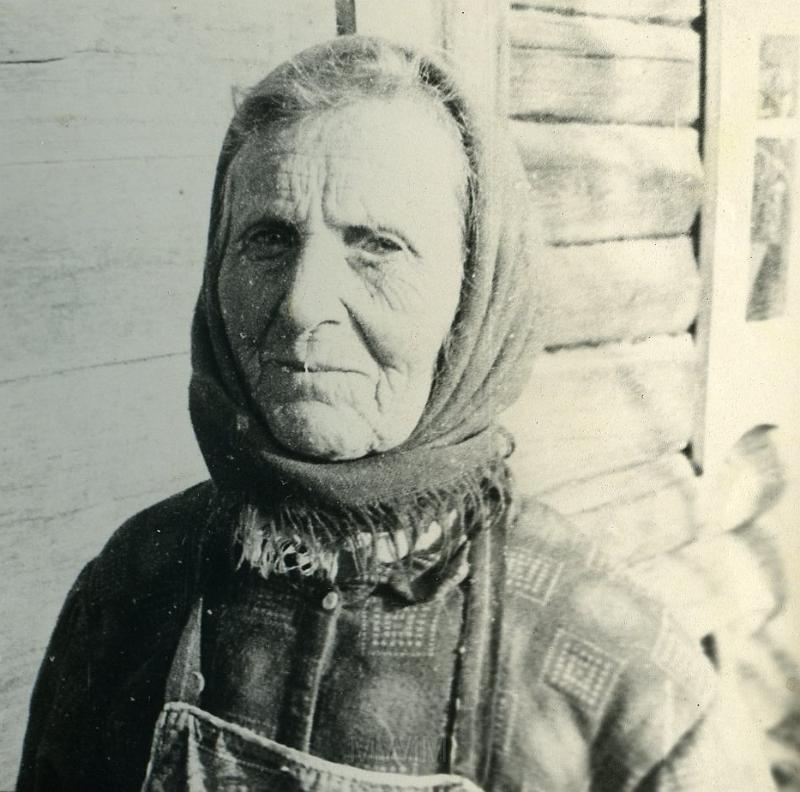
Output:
[503,333,698,491]
[510,8,699,60]
[536,452,701,564]
[629,527,779,640]
[510,47,698,125]
[509,9,699,124]
[536,426,787,568]
[510,0,700,24]
[536,451,696,507]
[734,630,799,739]
[2,0,336,62]
[536,237,700,347]
[567,481,700,563]
[512,121,703,243]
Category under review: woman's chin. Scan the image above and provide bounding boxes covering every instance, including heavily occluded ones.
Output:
[265,401,400,461]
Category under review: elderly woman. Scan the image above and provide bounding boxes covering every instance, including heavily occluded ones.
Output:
[18,36,742,792]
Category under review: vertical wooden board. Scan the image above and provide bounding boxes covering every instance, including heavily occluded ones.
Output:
[693,2,800,485]
[509,8,700,60]
[504,334,698,490]
[510,48,698,125]
[510,0,701,24]
[535,237,700,347]
[350,0,442,48]
[512,121,703,243]
[438,0,507,114]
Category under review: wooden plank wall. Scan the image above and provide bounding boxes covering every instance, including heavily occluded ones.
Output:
[0,2,335,784]
[500,0,704,521]
[503,14,791,770]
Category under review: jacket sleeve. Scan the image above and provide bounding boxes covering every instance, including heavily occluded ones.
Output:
[16,561,97,792]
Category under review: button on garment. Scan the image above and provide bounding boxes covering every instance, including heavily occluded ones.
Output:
[199,569,467,775]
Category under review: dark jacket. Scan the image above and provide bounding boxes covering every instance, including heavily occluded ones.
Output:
[18,482,732,791]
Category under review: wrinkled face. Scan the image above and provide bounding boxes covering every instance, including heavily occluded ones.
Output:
[218,97,467,461]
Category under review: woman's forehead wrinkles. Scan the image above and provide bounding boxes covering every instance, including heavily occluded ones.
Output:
[324,156,420,226]
[230,151,319,224]
[232,146,431,231]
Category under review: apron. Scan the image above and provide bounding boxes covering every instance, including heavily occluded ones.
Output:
[139,529,503,792]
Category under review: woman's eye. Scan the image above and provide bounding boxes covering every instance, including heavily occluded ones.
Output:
[346,227,405,256]
[362,235,403,255]
[241,223,297,262]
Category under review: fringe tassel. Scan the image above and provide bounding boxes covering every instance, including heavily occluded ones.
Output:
[232,458,513,583]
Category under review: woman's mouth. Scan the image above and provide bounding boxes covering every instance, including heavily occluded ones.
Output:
[264,357,371,377]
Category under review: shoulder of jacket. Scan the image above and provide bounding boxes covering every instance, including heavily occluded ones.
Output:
[508,494,716,682]
[503,495,718,786]
[86,480,219,607]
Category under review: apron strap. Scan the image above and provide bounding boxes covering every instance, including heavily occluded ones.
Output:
[164,596,205,706]
[447,517,507,785]
[162,490,237,707]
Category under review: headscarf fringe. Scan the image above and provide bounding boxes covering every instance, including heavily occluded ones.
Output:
[232,458,513,583]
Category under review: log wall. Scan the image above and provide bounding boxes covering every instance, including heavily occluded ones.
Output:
[504,0,703,503]
[0,2,335,784]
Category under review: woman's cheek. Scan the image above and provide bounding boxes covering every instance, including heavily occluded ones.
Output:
[221,262,281,343]
[352,273,442,365]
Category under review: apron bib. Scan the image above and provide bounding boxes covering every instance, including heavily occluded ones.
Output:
[140,570,495,792]
[142,701,482,792]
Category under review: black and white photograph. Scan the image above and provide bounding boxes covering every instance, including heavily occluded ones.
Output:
[2,1,799,790]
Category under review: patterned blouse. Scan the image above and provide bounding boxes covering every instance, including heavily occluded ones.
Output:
[16,481,764,790]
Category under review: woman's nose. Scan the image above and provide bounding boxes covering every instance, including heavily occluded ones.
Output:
[277,232,347,332]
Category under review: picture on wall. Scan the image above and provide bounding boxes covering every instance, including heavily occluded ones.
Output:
[759,35,798,119]
[748,136,794,321]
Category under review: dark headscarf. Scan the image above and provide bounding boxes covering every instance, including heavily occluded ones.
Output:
[189,36,541,551]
